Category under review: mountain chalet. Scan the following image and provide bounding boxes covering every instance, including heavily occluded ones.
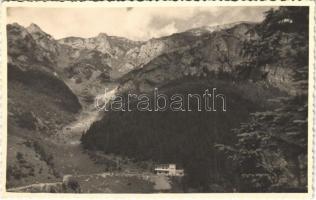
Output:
[154,164,184,177]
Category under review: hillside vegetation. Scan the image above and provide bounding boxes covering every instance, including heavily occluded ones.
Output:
[81,7,309,192]
[6,6,309,193]
[7,24,81,187]
[215,7,309,192]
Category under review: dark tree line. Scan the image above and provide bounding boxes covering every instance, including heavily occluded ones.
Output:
[216,7,309,192]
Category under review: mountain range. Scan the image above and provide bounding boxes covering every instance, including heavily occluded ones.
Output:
[6,17,303,192]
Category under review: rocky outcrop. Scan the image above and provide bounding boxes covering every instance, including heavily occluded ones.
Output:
[261,65,295,94]
[58,23,248,78]
[7,23,115,105]
[58,34,143,77]
[58,33,141,57]
[7,23,56,71]
[117,22,294,96]
[59,34,111,54]
[117,23,253,94]
[8,22,264,86]
[26,23,60,55]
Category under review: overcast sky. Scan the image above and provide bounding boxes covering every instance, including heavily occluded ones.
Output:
[7,6,276,41]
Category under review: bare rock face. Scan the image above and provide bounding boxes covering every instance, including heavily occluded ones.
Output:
[261,64,298,95]
[26,23,59,54]
[7,23,113,104]
[58,28,206,78]
[7,23,55,71]
[118,22,294,95]
[58,34,141,78]
[7,21,295,115]
[58,33,141,60]
[9,22,259,86]
[59,33,111,55]
[124,22,255,71]
[128,33,200,69]
[118,23,250,94]
[7,22,82,137]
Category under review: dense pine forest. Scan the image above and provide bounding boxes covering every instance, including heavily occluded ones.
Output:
[216,7,308,192]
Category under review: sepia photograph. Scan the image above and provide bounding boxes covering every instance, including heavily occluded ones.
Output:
[1,1,314,198]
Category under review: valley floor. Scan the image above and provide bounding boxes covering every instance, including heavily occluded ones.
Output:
[7,87,183,193]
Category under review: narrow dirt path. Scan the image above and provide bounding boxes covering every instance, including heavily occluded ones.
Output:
[151,176,171,191]
[49,86,118,176]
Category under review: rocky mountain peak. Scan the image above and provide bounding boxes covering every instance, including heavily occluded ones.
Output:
[97,33,108,38]
[7,23,30,37]
[27,23,44,33]
[26,23,55,43]
[10,22,23,28]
